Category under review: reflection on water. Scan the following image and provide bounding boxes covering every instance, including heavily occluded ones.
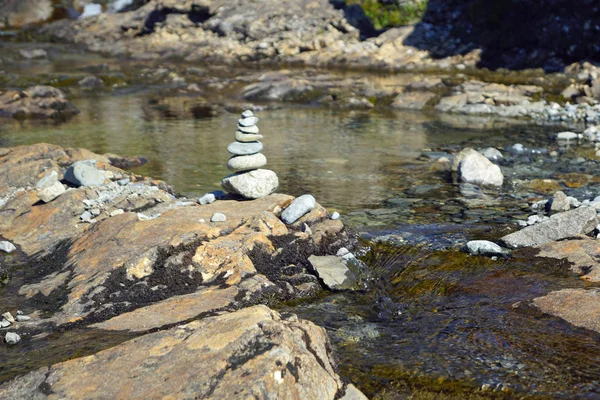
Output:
[0,93,497,210]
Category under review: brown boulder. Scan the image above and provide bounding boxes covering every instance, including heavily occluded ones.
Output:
[534,289,600,333]
[0,306,345,399]
[536,236,600,282]
[0,86,79,120]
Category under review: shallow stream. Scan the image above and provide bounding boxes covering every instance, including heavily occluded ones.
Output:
[1,42,600,399]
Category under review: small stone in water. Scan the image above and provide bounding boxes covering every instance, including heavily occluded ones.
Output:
[4,332,20,345]
[16,311,23,316]
[15,315,31,322]
[2,312,14,324]
[211,213,227,222]
[0,319,10,328]
[0,241,16,254]
[330,211,340,220]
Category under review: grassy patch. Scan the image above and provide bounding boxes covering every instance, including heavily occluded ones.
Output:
[347,0,428,30]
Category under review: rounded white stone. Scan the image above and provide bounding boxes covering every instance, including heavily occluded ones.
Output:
[221,169,278,199]
[239,116,258,127]
[227,153,267,171]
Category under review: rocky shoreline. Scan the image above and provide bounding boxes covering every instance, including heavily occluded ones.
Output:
[0,142,367,398]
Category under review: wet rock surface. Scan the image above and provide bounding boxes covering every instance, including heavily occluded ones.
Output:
[0,306,344,399]
[0,86,79,120]
[0,143,359,398]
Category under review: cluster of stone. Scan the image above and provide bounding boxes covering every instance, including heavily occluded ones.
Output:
[221,110,278,199]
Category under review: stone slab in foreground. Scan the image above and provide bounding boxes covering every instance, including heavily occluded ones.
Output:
[0,306,344,399]
[534,289,600,334]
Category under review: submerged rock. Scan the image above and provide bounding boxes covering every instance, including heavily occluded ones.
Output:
[500,207,598,248]
[0,86,79,120]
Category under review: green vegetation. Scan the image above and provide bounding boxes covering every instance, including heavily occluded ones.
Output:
[347,0,428,30]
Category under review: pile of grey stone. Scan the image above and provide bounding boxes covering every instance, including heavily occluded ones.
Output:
[221,110,278,199]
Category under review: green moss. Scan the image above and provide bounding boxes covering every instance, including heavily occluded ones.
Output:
[347,0,428,30]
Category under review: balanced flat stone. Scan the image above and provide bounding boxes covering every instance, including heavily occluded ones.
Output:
[227,141,263,156]
[241,110,254,118]
[239,116,259,127]
[221,169,278,199]
[235,130,263,142]
[237,124,259,134]
[228,153,267,172]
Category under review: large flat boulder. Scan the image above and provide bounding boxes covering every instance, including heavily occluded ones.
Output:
[534,289,600,334]
[0,306,345,399]
[536,236,600,282]
[500,207,598,248]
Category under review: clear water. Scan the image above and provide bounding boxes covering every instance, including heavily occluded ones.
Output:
[1,42,599,398]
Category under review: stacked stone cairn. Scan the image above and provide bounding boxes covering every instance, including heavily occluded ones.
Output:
[221,110,279,199]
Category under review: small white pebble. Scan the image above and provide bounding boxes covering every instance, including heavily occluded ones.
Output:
[330,211,340,220]
[109,209,125,217]
[0,241,16,254]
[211,213,227,222]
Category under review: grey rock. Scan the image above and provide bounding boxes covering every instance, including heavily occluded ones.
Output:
[227,153,267,172]
[38,181,65,203]
[237,125,260,134]
[221,169,278,199]
[0,319,10,328]
[501,206,598,248]
[16,311,23,316]
[464,240,510,256]
[330,211,340,220]
[281,195,316,224]
[238,116,259,127]
[80,211,93,222]
[0,241,16,254]
[458,150,504,187]
[210,213,227,222]
[64,160,105,187]
[241,110,254,118]
[4,332,20,345]
[235,130,263,142]
[2,312,14,324]
[15,315,30,322]
[78,75,105,90]
[506,143,526,155]
[480,147,504,162]
[308,255,359,291]
[198,193,216,205]
[90,208,101,216]
[35,170,58,190]
[550,191,571,212]
[227,141,263,156]
[117,178,130,186]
